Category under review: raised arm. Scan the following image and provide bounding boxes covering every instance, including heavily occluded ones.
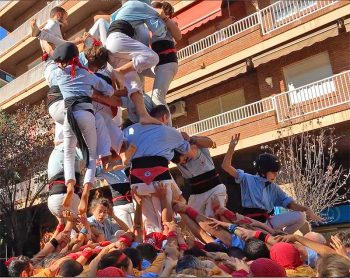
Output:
[164,18,182,42]
[221,134,240,178]
[181,132,214,149]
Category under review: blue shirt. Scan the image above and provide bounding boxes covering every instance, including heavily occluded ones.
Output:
[177,147,215,179]
[124,123,190,161]
[305,247,318,268]
[50,66,114,100]
[96,166,129,184]
[88,215,121,241]
[235,169,293,212]
[110,0,167,39]
[47,143,82,179]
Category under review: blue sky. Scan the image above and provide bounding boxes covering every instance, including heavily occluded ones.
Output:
[0,26,7,40]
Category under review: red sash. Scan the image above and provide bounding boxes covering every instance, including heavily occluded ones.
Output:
[131,166,169,185]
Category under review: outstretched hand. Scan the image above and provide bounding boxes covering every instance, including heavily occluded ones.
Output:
[229,133,240,149]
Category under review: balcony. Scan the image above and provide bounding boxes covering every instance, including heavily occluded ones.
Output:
[0,69,14,87]
[0,0,63,58]
[177,0,340,62]
[0,62,45,107]
[178,70,350,137]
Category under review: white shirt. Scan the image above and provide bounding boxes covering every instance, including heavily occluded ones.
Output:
[40,19,63,51]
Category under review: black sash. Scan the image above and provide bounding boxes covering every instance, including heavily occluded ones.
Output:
[107,20,135,38]
[187,169,222,195]
[151,40,178,65]
[47,85,63,108]
[130,156,171,184]
[64,96,93,167]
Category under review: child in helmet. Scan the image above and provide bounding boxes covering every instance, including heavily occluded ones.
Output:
[221,134,323,234]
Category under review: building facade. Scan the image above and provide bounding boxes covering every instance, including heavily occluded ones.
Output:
[0,0,349,239]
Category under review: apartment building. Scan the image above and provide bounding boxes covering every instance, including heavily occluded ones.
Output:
[0,0,349,240]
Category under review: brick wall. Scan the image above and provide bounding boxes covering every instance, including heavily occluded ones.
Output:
[171,31,350,134]
[172,71,261,127]
[257,31,350,99]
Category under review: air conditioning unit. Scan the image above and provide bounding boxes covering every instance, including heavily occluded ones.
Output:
[169,101,186,118]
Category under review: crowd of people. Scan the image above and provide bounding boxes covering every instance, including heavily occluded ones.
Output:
[2,0,350,277]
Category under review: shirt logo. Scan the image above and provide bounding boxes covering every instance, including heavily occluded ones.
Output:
[145,171,151,177]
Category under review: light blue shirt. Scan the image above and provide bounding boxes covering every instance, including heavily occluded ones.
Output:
[50,66,114,100]
[110,0,167,39]
[96,165,129,184]
[235,169,293,212]
[305,247,318,268]
[124,123,190,161]
[47,143,82,180]
[177,147,215,179]
[88,215,121,241]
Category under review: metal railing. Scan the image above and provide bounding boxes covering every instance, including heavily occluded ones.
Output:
[0,62,45,105]
[260,0,339,34]
[177,12,260,61]
[274,70,350,122]
[0,1,12,11]
[177,0,340,61]
[177,71,350,135]
[178,98,275,135]
[0,0,63,56]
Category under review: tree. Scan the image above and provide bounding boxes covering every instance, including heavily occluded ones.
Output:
[264,127,350,223]
[0,102,53,256]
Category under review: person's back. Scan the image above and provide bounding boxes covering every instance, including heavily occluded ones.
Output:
[124,123,188,161]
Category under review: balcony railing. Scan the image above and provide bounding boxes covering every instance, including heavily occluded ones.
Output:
[274,70,350,122]
[0,62,45,105]
[177,0,339,61]
[0,0,63,57]
[178,70,350,135]
[260,0,339,34]
[178,98,275,135]
[0,1,12,11]
[177,12,260,61]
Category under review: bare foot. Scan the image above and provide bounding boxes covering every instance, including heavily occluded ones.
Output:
[78,183,92,215]
[139,115,163,125]
[30,18,41,37]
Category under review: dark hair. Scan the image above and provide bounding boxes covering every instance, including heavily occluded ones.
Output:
[317,254,350,278]
[89,197,112,214]
[50,6,67,18]
[58,260,83,277]
[176,255,201,273]
[204,242,228,253]
[149,105,170,119]
[136,243,157,263]
[151,1,163,9]
[53,42,79,64]
[8,256,31,277]
[227,247,245,259]
[123,248,142,270]
[98,250,130,271]
[162,2,175,17]
[121,118,134,130]
[171,149,182,164]
[243,238,270,260]
[254,153,281,177]
[183,247,207,257]
[84,46,109,70]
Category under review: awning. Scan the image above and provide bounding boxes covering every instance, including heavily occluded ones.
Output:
[253,23,341,67]
[173,0,223,35]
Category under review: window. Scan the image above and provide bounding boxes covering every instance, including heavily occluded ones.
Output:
[272,0,316,22]
[197,89,245,120]
[283,52,334,104]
